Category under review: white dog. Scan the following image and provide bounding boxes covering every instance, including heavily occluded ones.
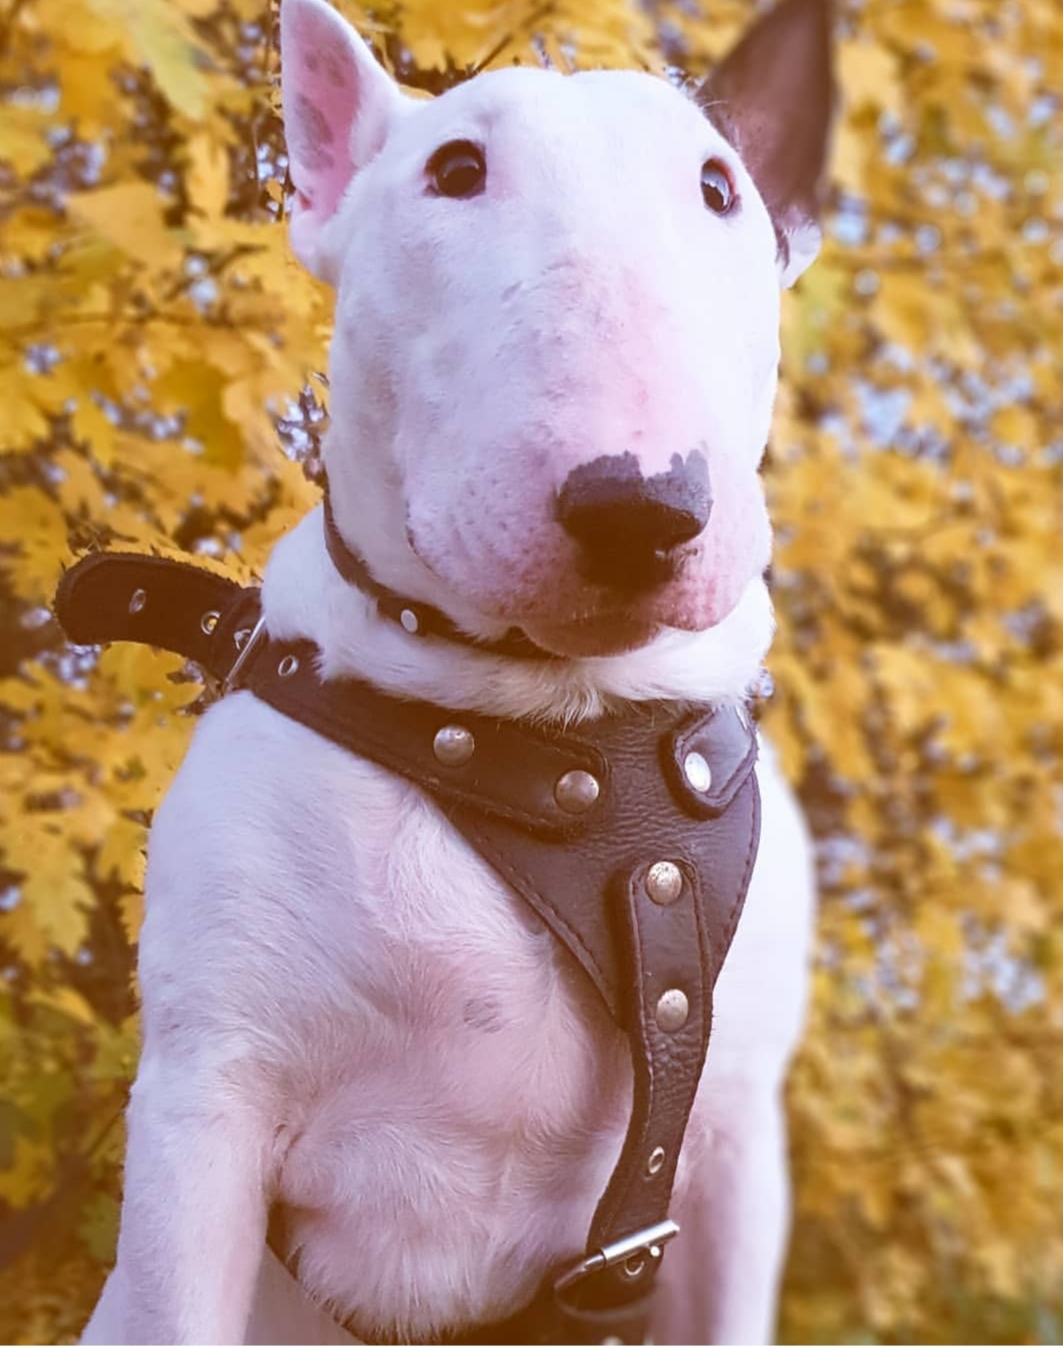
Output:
[79,0,832,1342]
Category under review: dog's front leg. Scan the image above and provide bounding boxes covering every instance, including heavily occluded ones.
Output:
[652,1082,793,1345]
[83,1055,271,1345]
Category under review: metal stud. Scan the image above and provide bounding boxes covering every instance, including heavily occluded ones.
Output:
[278,654,299,678]
[128,588,146,615]
[400,608,421,634]
[433,724,475,767]
[646,1145,666,1176]
[646,861,683,906]
[655,988,689,1033]
[683,750,712,793]
[554,769,600,814]
[200,610,220,635]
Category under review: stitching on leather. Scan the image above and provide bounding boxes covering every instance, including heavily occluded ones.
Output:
[248,649,608,835]
[590,871,655,1242]
[599,869,709,1241]
[724,779,761,950]
[453,819,613,1005]
[629,873,655,1157]
[692,870,714,1048]
[710,739,758,805]
[255,679,572,835]
[675,714,756,809]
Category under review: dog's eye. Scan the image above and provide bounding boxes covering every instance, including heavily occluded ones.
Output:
[700,159,736,215]
[427,140,487,198]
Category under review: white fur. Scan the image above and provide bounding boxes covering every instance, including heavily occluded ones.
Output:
[81,0,825,1342]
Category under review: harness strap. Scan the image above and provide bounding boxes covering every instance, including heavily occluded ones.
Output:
[55,551,246,664]
[54,550,762,1344]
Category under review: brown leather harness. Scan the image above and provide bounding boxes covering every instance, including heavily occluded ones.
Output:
[54,526,761,1345]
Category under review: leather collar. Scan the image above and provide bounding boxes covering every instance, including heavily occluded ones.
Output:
[323,489,558,663]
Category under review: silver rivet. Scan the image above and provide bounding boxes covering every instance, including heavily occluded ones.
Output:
[646,861,683,906]
[655,988,689,1032]
[129,588,146,614]
[278,654,299,678]
[683,750,712,793]
[554,769,600,814]
[433,724,475,767]
[647,1145,666,1176]
[200,610,220,635]
[400,608,420,634]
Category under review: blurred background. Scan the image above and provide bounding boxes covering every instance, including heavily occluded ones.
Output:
[0,0,1061,1342]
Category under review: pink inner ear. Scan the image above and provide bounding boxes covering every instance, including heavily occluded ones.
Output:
[286,13,360,222]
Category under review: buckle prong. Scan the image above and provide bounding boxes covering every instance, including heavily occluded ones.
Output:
[553,1220,679,1294]
[221,614,267,694]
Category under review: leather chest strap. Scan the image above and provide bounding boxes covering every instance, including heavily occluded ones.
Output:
[538,862,716,1339]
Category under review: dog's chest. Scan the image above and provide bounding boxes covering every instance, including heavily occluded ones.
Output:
[271,754,633,1331]
[146,694,631,1332]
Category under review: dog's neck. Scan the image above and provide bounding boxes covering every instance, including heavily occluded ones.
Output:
[260,508,774,725]
[321,489,557,663]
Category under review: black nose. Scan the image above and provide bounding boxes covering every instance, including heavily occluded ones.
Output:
[556,450,711,590]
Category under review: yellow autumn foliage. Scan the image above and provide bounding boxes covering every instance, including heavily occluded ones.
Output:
[1,0,1061,1342]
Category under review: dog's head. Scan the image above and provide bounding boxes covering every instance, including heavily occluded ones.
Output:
[280,0,834,659]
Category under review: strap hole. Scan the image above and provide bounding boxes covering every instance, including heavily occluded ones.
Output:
[200,610,220,635]
[128,588,146,615]
[278,655,299,678]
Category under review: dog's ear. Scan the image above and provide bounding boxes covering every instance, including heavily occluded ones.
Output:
[698,0,835,286]
[280,0,406,280]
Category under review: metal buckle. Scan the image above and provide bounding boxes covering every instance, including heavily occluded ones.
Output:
[553,1220,680,1294]
[221,614,267,694]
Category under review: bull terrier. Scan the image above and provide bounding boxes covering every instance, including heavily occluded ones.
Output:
[80,0,833,1341]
